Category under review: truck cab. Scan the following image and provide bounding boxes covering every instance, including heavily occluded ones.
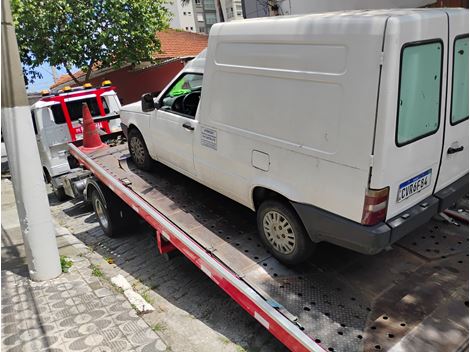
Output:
[32,81,122,199]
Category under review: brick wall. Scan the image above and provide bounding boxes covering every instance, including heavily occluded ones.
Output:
[86,60,185,105]
[430,0,469,7]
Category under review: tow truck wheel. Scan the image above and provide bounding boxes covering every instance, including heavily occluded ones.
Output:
[90,187,138,237]
[256,200,315,266]
[128,128,152,171]
[43,169,51,184]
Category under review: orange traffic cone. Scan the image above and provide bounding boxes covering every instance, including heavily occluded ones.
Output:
[79,103,108,153]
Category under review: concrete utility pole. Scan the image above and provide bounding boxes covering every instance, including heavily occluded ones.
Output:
[1,0,61,281]
[51,65,58,83]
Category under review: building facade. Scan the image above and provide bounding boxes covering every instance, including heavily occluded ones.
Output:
[220,0,244,21]
[201,0,219,33]
[193,0,207,33]
[166,0,198,32]
[166,0,231,34]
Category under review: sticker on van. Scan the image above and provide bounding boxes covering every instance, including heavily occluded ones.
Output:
[201,127,217,150]
[397,169,432,203]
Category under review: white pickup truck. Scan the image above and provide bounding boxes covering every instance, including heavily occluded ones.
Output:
[120,9,469,265]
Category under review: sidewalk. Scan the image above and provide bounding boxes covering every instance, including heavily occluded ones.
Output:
[1,178,168,352]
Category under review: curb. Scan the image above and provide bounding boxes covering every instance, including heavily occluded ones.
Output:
[54,220,155,315]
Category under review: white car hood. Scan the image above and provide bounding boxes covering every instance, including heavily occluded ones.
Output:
[121,100,149,115]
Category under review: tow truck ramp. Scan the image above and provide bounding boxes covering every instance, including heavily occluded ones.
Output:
[69,143,469,352]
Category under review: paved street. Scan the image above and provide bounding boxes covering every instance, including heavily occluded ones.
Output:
[1,179,168,351]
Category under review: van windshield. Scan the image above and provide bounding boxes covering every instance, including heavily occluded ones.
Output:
[396,41,443,146]
[160,73,203,118]
[51,97,109,124]
[451,35,469,125]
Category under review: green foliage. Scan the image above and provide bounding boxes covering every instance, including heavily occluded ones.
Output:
[60,255,73,273]
[152,322,167,332]
[90,263,103,277]
[140,289,154,305]
[11,0,171,84]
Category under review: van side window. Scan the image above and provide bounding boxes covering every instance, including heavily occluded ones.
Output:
[451,35,469,125]
[396,40,443,146]
[160,73,203,118]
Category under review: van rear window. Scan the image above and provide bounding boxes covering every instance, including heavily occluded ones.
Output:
[396,40,443,146]
[451,35,469,125]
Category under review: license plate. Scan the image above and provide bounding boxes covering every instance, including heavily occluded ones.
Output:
[397,169,432,203]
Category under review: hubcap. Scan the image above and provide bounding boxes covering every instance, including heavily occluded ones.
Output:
[130,137,146,165]
[94,197,108,230]
[262,210,295,254]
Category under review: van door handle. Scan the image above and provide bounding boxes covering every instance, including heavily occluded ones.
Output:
[447,146,464,154]
[182,123,194,131]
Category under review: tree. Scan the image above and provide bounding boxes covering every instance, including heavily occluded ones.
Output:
[11,0,171,85]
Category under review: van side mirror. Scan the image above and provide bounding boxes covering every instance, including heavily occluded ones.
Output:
[152,91,162,109]
[141,93,156,112]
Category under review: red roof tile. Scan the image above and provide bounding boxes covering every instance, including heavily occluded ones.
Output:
[51,70,85,89]
[50,29,208,89]
[154,29,208,59]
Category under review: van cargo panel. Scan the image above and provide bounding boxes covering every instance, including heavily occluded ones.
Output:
[199,11,389,223]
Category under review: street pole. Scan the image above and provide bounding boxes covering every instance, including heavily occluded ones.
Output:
[1,0,61,281]
[51,65,58,83]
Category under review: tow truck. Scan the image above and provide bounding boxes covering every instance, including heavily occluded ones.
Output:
[31,80,122,200]
[65,113,469,351]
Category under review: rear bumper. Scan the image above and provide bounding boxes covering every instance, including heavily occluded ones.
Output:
[434,174,469,211]
[292,173,468,255]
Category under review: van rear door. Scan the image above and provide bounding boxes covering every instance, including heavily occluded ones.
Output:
[434,10,468,193]
[370,11,448,219]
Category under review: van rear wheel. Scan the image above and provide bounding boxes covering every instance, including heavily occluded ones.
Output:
[128,128,152,171]
[256,200,315,266]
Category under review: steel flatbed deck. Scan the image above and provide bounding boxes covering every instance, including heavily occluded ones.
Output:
[69,142,469,352]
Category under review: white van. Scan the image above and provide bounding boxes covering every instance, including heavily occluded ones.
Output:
[120,9,469,265]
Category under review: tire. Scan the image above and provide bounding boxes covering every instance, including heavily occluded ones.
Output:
[43,169,51,184]
[53,186,67,202]
[256,199,315,266]
[90,188,138,237]
[128,128,152,171]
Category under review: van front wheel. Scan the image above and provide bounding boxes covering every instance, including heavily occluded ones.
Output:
[128,128,152,171]
[256,200,315,266]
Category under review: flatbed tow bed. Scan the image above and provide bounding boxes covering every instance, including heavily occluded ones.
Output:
[69,141,469,352]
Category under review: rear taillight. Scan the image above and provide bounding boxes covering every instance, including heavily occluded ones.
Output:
[361,187,389,225]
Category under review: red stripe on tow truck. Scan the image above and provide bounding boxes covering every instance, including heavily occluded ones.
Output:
[60,99,77,141]
[43,86,116,138]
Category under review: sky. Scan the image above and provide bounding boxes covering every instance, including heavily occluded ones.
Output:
[26,64,70,93]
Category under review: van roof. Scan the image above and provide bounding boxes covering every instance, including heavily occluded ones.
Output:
[184,49,206,73]
[211,8,461,36]
[236,8,454,21]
